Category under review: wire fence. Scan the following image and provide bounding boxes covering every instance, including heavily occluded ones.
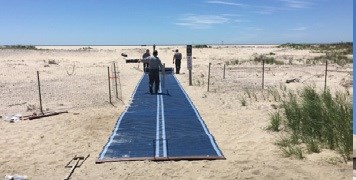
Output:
[195,61,352,95]
[0,60,123,117]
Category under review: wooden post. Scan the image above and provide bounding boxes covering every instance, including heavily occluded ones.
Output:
[189,70,192,86]
[207,63,211,92]
[223,64,226,79]
[324,59,328,91]
[108,67,112,104]
[262,59,265,89]
[37,71,44,115]
[117,68,123,102]
[162,63,165,88]
[113,62,119,99]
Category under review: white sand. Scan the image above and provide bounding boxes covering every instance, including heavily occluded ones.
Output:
[0,45,352,179]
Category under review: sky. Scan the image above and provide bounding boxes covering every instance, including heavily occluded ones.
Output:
[0,0,353,45]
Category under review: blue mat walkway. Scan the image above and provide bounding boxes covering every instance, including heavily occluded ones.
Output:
[97,71,225,162]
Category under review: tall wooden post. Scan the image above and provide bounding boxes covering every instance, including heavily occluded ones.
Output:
[113,62,119,99]
[324,60,328,91]
[37,71,44,115]
[162,63,165,88]
[108,67,112,104]
[208,63,211,92]
[262,59,265,89]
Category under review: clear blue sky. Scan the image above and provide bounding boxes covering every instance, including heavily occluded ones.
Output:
[0,0,353,45]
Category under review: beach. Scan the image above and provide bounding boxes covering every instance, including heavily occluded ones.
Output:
[0,45,352,179]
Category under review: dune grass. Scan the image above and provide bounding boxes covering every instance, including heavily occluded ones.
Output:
[267,111,282,132]
[278,42,353,55]
[269,87,352,162]
[253,54,284,65]
[280,42,353,66]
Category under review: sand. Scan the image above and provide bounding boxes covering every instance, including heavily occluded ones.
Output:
[0,45,352,179]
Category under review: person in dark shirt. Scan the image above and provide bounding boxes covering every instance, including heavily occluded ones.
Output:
[142,49,150,70]
[141,50,163,94]
[173,49,182,74]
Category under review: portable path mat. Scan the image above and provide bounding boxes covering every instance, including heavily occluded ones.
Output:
[97,71,224,163]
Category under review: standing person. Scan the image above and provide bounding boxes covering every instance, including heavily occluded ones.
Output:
[173,49,182,74]
[141,50,163,94]
[142,49,150,70]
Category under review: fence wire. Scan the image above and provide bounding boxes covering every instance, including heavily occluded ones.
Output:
[195,62,352,94]
[0,60,122,116]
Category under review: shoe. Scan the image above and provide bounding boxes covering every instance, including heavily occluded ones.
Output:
[149,87,153,94]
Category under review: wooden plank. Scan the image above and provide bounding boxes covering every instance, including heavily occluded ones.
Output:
[28,111,68,120]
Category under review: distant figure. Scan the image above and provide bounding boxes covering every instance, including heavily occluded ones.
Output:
[141,50,163,94]
[142,49,150,69]
[173,49,182,74]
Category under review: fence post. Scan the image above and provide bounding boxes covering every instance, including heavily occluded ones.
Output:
[262,59,265,89]
[207,63,211,92]
[113,62,119,99]
[108,67,112,104]
[324,59,328,91]
[117,66,123,102]
[162,63,165,88]
[37,71,44,115]
[223,64,226,79]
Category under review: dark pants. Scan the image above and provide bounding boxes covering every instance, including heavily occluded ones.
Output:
[175,59,181,74]
[144,63,149,68]
[149,69,160,94]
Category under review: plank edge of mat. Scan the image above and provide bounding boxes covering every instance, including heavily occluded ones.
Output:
[96,156,226,163]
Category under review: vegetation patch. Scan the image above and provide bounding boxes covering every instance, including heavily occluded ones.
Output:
[193,44,212,48]
[253,54,284,65]
[278,42,352,55]
[0,45,37,50]
[280,42,353,65]
[268,87,352,162]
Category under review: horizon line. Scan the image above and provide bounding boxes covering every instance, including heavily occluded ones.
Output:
[0,41,353,47]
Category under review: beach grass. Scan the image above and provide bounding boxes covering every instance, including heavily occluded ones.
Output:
[253,54,284,65]
[267,111,282,132]
[269,86,352,162]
